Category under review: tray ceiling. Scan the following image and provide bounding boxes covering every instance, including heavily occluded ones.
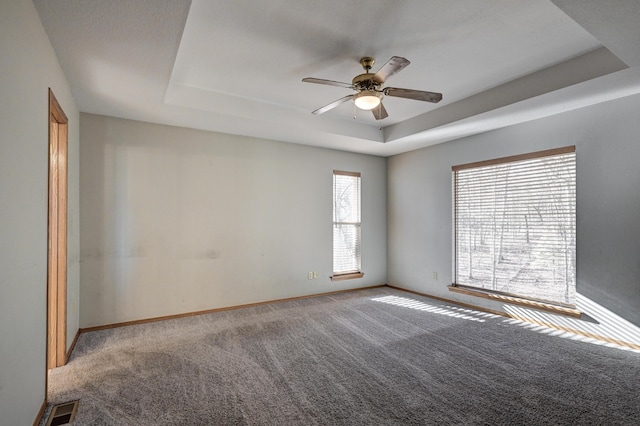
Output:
[34,0,640,156]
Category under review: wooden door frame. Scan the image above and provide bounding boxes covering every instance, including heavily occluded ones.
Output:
[47,89,68,370]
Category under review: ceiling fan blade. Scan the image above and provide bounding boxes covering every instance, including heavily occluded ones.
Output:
[385,87,443,103]
[302,77,354,89]
[372,56,410,84]
[312,95,354,115]
[371,102,388,120]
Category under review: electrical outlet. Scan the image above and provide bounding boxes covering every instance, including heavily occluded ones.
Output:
[433,272,438,280]
[313,271,318,279]
[308,272,313,280]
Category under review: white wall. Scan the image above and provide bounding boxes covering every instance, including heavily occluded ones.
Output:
[79,114,387,327]
[0,1,79,424]
[388,93,640,329]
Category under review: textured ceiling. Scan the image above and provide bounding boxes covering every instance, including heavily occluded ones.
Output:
[33,0,640,156]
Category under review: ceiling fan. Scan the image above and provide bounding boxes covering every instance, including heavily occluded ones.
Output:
[302,56,442,120]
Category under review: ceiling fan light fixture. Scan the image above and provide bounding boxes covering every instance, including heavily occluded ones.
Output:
[354,90,382,110]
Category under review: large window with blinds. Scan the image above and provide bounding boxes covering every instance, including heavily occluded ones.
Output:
[452,146,576,306]
[333,170,363,279]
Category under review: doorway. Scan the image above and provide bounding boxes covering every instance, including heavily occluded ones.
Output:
[47,89,68,370]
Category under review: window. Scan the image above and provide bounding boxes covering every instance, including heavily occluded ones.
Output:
[332,170,363,280]
[452,146,576,306]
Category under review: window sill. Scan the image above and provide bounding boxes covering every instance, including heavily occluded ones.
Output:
[331,272,364,281]
[448,284,582,318]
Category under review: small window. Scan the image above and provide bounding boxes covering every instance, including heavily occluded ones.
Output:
[332,170,363,280]
[452,146,576,306]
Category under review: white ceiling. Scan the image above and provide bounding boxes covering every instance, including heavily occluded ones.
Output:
[33,0,640,156]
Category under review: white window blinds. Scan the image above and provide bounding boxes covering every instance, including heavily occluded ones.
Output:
[333,171,361,275]
[453,146,576,306]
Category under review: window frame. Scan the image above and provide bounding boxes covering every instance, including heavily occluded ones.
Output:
[451,146,578,314]
[331,170,364,281]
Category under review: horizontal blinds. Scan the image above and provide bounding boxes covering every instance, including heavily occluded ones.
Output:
[454,148,576,305]
[333,224,361,273]
[333,172,361,274]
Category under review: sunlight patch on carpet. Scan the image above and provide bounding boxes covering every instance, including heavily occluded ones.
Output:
[503,293,640,353]
[371,295,499,322]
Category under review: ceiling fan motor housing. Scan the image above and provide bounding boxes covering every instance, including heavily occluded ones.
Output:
[353,57,380,92]
[352,73,380,91]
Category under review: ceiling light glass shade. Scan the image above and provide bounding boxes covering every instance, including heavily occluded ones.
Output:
[354,90,382,110]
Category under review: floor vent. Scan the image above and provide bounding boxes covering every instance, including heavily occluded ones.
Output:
[46,400,79,426]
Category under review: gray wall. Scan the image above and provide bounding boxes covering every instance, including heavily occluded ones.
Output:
[388,93,640,328]
[0,1,80,424]
[79,114,387,327]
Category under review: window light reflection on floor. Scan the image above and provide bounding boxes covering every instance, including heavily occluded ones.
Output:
[503,294,640,353]
[372,295,500,323]
[373,293,640,353]
[503,316,640,353]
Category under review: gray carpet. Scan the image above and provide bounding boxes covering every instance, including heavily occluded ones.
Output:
[45,287,640,425]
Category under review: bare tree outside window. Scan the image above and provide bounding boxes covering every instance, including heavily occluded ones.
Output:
[453,147,576,305]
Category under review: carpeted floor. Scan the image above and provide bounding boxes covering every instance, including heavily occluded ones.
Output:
[44,287,640,425]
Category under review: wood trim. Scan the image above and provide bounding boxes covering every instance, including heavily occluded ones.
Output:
[450,282,576,309]
[33,400,47,426]
[66,329,81,361]
[49,88,68,123]
[331,272,365,281]
[71,284,640,358]
[56,121,68,365]
[333,170,361,177]
[79,285,386,333]
[452,145,575,171]
[46,115,59,369]
[448,284,582,318]
[47,89,68,371]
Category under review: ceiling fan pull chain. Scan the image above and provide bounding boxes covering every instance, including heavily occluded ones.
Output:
[353,102,357,119]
